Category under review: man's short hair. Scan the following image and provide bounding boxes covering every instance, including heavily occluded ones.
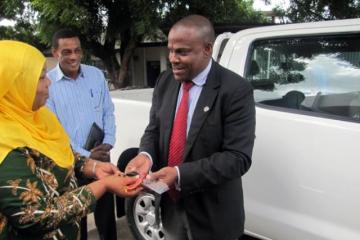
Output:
[52,29,79,49]
[172,15,215,44]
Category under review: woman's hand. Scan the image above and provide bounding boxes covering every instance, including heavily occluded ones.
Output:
[82,159,120,179]
[104,174,143,197]
[88,174,143,200]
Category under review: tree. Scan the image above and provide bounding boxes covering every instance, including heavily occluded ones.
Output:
[0,0,45,49]
[2,0,266,88]
[30,0,165,88]
[287,0,360,22]
[1,0,23,20]
[163,0,265,24]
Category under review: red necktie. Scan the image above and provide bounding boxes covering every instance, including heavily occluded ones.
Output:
[168,81,193,201]
[168,81,193,167]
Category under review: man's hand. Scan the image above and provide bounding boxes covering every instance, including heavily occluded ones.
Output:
[92,143,112,152]
[90,144,112,162]
[150,167,178,188]
[89,151,109,162]
[125,154,152,179]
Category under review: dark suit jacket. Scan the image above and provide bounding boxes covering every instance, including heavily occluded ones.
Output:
[139,60,256,240]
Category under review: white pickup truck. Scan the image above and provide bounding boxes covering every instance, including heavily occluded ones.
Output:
[110,18,360,240]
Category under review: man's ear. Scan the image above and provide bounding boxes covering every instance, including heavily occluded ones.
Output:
[204,42,213,57]
[51,48,58,58]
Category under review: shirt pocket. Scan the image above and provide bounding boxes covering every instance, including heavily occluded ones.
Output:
[90,89,102,111]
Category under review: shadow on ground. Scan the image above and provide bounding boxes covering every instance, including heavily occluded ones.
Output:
[88,216,135,240]
[88,215,258,240]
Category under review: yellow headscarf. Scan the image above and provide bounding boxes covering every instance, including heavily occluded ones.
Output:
[0,40,74,168]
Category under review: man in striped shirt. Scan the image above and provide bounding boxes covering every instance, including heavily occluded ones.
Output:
[47,29,117,240]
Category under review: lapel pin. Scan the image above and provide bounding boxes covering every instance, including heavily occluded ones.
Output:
[203,106,210,112]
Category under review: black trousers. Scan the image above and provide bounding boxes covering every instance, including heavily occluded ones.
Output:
[162,196,193,240]
[80,192,117,240]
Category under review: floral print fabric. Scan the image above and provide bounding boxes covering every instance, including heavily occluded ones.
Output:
[0,147,96,239]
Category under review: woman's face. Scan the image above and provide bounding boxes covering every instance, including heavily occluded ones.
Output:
[32,64,51,111]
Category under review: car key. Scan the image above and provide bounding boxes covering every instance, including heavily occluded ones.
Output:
[125,171,139,177]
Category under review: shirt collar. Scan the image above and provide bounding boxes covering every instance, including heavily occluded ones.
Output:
[191,59,212,87]
[53,64,84,82]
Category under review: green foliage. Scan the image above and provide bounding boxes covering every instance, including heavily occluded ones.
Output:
[0,21,45,49]
[1,0,268,87]
[287,0,360,22]
[0,0,25,20]
[163,0,266,24]
[0,0,45,49]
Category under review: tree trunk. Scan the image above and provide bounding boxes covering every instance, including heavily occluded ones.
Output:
[117,41,137,88]
[90,43,121,89]
[102,55,120,89]
[88,37,138,89]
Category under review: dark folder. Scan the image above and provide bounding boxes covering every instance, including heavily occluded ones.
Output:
[84,123,104,151]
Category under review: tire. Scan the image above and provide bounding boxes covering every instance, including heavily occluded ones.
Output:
[126,192,165,240]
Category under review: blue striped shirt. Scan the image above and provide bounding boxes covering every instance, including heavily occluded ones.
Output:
[46,64,116,157]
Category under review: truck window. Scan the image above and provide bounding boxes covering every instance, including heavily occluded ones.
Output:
[216,39,229,62]
[245,34,360,121]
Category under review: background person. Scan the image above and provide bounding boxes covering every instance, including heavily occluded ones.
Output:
[46,29,117,240]
[0,40,141,240]
[125,15,256,240]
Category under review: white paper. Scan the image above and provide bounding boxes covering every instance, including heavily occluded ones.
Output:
[142,179,169,194]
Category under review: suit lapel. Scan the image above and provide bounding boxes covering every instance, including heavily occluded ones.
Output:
[184,62,220,160]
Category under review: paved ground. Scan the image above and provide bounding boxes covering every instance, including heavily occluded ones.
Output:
[87,214,135,240]
[87,214,258,240]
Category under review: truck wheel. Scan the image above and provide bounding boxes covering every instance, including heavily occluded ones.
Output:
[126,192,165,240]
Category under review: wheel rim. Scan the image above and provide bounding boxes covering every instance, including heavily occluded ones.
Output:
[133,192,165,240]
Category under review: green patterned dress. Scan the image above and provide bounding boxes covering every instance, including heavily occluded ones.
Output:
[0,147,96,240]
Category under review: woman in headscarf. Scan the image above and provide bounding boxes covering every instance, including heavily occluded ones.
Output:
[0,40,142,239]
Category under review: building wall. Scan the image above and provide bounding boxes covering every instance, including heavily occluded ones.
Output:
[131,46,168,88]
[46,57,58,70]
[132,48,146,87]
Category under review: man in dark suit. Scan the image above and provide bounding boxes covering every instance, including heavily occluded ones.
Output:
[125,15,255,240]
